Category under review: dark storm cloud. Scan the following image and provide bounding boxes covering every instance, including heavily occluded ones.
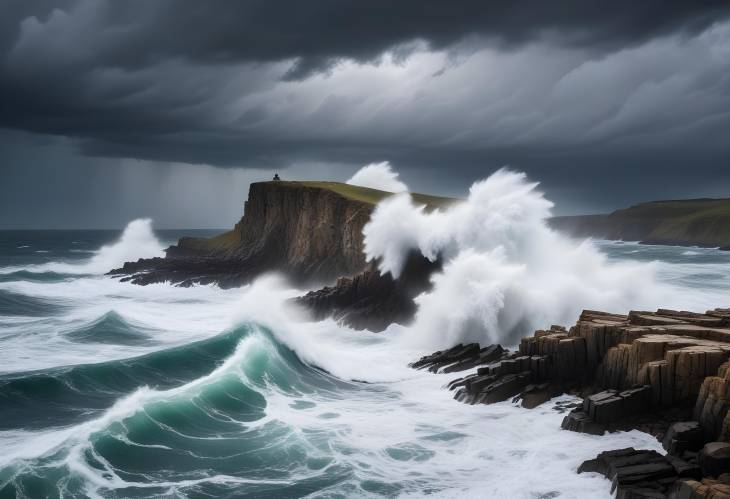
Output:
[1,0,729,163]
[1,0,730,228]
[3,0,727,74]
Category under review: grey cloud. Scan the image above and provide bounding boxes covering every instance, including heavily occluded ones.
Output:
[1,0,729,169]
[1,0,730,228]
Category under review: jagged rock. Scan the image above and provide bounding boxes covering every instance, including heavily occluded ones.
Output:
[454,371,531,405]
[561,409,605,435]
[413,307,730,457]
[405,308,730,497]
[561,386,653,434]
[293,253,443,331]
[663,422,704,456]
[579,448,698,498]
[409,343,505,373]
[443,344,506,373]
[700,443,730,477]
[695,363,730,441]
[517,383,562,409]
[519,308,730,439]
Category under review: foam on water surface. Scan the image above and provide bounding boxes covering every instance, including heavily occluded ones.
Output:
[1,173,730,497]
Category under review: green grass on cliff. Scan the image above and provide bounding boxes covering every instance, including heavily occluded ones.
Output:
[176,180,457,254]
[289,181,457,209]
[623,199,730,247]
[553,198,730,248]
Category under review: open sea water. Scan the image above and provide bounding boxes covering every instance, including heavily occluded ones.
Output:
[0,225,729,499]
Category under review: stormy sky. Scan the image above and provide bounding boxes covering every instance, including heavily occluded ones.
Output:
[1,1,729,228]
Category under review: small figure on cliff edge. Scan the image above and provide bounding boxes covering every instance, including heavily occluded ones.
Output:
[273,173,281,181]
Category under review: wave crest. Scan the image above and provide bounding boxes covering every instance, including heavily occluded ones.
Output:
[0,218,164,276]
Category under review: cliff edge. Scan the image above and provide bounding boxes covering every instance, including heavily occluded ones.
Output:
[109,181,454,312]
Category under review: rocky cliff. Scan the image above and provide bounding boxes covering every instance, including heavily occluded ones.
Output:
[412,307,730,498]
[110,181,454,329]
[111,181,378,287]
[550,198,730,250]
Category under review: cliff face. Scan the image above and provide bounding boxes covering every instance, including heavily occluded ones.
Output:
[550,198,730,249]
[110,181,376,288]
[110,180,454,319]
[214,181,373,283]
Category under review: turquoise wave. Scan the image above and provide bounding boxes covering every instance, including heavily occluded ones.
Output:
[0,326,361,498]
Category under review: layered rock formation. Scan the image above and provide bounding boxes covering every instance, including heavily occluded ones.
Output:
[577,447,702,498]
[110,181,376,288]
[411,307,730,498]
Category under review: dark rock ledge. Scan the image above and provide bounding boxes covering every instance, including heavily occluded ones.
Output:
[410,307,730,498]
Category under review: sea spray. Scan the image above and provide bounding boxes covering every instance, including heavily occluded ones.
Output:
[346,161,408,193]
[229,274,416,382]
[2,227,730,497]
[0,218,165,276]
[363,168,671,349]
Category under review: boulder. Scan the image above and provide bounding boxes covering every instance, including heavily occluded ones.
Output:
[663,422,704,456]
[700,443,730,477]
[579,448,695,498]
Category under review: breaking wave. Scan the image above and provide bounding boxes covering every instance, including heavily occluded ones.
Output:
[0,321,661,499]
[0,219,164,276]
[364,168,672,349]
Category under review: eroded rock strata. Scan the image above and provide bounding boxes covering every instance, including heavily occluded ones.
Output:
[110,181,374,288]
[411,308,730,498]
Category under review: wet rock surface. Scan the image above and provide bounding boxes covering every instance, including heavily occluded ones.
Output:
[578,447,701,499]
[410,307,730,497]
[292,253,442,332]
[110,181,376,288]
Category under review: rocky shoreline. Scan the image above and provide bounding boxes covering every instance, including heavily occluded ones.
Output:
[410,307,730,498]
[109,180,448,331]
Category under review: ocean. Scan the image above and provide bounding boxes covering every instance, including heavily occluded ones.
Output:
[1,224,729,498]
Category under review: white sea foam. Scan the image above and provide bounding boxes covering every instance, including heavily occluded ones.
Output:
[3,194,730,497]
[362,168,706,349]
[0,277,242,373]
[346,161,408,193]
[0,314,663,499]
[0,218,164,275]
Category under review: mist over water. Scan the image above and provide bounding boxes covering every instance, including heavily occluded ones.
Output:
[1,172,730,497]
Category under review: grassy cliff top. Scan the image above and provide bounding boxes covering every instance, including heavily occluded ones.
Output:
[552,197,730,248]
[273,181,458,209]
[175,180,457,254]
[615,198,730,218]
